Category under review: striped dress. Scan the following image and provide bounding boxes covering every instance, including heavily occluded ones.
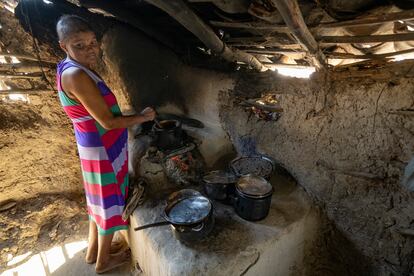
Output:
[57,57,129,235]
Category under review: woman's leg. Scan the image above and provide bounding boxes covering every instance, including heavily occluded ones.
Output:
[85,222,126,264]
[85,220,98,264]
[95,232,130,274]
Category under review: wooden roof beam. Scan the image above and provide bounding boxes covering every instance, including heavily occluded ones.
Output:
[326,48,414,60]
[143,0,266,71]
[210,9,414,32]
[269,0,326,69]
[319,32,414,44]
[0,89,53,95]
[320,8,414,29]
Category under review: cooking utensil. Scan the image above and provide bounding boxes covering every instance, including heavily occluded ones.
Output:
[230,155,275,180]
[160,113,204,129]
[134,189,214,242]
[153,118,163,129]
[151,119,185,150]
[203,170,237,203]
[232,174,273,221]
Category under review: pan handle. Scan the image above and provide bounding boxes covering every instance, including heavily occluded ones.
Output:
[134,221,170,231]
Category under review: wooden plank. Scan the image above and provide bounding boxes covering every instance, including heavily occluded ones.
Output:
[245,49,306,55]
[319,32,414,44]
[326,48,414,60]
[263,62,314,69]
[209,21,290,33]
[0,89,54,95]
[0,52,53,63]
[0,73,43,79]
[320,9,414,29]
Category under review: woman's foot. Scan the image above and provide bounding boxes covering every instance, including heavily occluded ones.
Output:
[85,240,127,264]
[95,250,131,274]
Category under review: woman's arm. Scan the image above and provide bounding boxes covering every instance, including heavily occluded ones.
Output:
[61,67,155,130]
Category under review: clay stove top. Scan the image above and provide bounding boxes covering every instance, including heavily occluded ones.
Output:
[127,175,317,276]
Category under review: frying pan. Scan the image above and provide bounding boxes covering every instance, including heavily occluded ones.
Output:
[134,189,212,232]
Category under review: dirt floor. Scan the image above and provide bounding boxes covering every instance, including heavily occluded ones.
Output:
[0,93,89,269]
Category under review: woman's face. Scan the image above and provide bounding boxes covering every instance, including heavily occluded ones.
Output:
[59,31,100,68]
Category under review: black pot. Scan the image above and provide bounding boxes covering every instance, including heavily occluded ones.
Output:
[134,189,214,242]
[233,175,273,221]
[203,170,237,203]
[152,119,184,150]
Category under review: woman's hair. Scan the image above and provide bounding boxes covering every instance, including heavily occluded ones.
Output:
[56,14,92,41]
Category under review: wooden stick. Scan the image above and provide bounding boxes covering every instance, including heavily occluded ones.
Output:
[319,32,414,44]
[211,9,414,31]
[326,48,414,60]
[263,63,314,69]
[210,21,290,33]
[0,73,43,79]
[143,0,266,71]
[0,63,53,70]
[320,9,414,29]
[241,46,306,52]
[270,0,325,69]
[0,52,53,63]
[0,89,54,95]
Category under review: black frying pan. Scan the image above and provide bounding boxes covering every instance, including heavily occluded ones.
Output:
[134,189,212,231]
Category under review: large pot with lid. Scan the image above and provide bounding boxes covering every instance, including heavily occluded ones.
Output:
[233,174,273,221]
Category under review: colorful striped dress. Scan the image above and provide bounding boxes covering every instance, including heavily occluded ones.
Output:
[57,57,129,235]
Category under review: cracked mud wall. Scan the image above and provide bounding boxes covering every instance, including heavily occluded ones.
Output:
[219,72,414,275]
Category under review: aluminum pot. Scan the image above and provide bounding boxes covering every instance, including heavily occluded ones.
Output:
[152,119,184,150]
[232,175,273,221]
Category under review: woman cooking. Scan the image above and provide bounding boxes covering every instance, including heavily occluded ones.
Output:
[56,15,155,273]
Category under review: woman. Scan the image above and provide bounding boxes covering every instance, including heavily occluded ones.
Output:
[56,15,155,273]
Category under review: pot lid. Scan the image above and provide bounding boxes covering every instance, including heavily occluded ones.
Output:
[230,155,274,178]
[203,170,237,184]
[236,174,273,197]
[167,196,211,224]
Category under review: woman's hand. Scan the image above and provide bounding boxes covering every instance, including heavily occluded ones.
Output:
[140,107,156,122]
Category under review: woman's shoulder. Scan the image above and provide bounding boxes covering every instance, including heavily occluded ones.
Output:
[61,67,93,86]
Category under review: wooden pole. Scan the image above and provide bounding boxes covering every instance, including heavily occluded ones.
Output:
[0,62,53,71]
[320,9,414,29]
[0,73,43,79]
[319,32,414,44]
[270,0,325,69]
[0,89,54,95]
[326,48,414,60]
[0,52,54,63]
[209,21,290,33]
[143,0,266,71]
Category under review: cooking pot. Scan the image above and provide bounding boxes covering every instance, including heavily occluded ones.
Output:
[232,174,273,221]
[203,170,237,203]
[134,189,214,242]
[230,155,275,180]
[151,119,185,150]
